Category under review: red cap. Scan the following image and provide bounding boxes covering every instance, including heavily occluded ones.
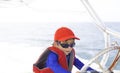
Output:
[54,27,80,41]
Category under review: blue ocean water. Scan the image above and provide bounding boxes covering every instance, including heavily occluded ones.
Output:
[0,22,120,70]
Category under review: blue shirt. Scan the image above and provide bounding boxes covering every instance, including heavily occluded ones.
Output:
[46,51,94,73]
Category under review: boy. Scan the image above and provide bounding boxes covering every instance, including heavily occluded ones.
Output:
[33,27,97,73]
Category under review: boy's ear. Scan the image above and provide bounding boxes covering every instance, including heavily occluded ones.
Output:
[53,41,59,46]
[56,41,60,46]
[56,42,59,46]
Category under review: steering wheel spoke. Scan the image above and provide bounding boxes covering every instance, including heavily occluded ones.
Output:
[80,46,120,73]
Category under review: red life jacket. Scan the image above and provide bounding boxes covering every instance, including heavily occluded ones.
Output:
[33,46,75,73]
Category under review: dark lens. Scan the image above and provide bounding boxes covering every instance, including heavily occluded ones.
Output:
[60,43,75,48]
[70,43,75,47]
[60,43,69,48]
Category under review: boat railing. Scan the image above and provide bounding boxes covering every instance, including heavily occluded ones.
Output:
[80,0,120,71]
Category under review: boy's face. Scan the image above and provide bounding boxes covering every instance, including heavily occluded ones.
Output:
[57,39,75,55]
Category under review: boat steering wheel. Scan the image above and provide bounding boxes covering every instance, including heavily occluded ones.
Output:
[80,46,120,73]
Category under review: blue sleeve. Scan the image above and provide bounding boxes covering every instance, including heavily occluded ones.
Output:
[46,52,71,73]
[74,57,94,71]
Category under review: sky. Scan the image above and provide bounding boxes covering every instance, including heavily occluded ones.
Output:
[0,0,120,23]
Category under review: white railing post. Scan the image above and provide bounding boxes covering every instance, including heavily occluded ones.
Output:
[80,0,110,68]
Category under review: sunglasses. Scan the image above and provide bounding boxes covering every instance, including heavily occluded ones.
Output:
[59,42,75,48]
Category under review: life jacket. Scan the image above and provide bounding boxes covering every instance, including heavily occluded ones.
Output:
[33,46,75,73]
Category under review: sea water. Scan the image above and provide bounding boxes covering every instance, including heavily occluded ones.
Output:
[0,22,120,72]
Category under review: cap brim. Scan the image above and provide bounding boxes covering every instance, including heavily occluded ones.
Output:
[59,36,80,41]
